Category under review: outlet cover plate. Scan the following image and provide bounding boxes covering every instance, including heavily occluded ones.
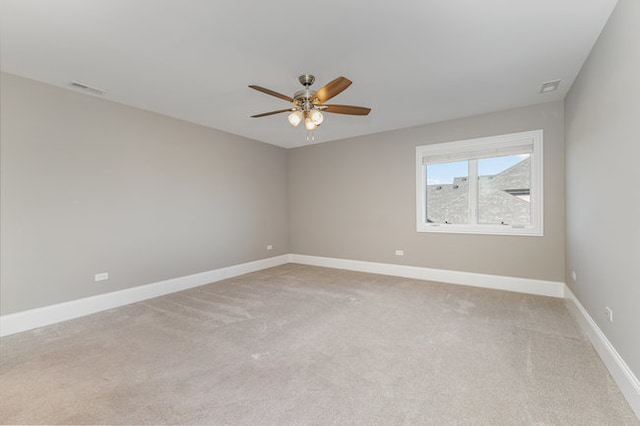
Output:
[95,272,109,282]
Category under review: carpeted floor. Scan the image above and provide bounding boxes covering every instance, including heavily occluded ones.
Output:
[0,264,637,425]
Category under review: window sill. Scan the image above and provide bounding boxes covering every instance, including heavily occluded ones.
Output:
[417,224,543,236]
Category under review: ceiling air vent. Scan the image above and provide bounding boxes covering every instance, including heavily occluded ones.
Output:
[70,81,106,96]
[539,80,560,94]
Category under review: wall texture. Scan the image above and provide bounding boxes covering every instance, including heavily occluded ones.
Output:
[0,73,289,314]
[289,101,565,283]
[565,0,640,380]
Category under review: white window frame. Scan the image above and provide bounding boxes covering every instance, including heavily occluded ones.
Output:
[416,129,543,236]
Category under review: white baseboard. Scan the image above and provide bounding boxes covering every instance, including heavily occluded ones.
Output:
[564,286,640,418]
[289,254,565,298]
[0,254,563,338]
[0,255,290,337]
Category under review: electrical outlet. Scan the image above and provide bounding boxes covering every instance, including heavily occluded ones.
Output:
[266,244,273,251]
[94,272,109,282]
[395,250,404,256]
[571,270,577,281]
[604,307,613,322]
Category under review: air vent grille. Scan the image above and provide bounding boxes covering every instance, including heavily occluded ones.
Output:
[540,80,560,94]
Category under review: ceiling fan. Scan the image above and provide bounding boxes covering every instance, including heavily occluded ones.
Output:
[249,74,371,132]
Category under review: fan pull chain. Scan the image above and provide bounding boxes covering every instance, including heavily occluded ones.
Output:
[306,131,315,143]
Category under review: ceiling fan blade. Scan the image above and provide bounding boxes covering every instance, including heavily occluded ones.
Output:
[249,85,294,103]
[321,104,371,115]
[250,108,296,118]
[313,77,352,103]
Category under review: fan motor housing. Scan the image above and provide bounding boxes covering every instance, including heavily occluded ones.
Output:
[294,89,317,105]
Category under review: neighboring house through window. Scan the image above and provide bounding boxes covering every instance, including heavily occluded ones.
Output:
[416,129,543,236]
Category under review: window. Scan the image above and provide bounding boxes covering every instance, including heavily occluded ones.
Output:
[416,130,543,236]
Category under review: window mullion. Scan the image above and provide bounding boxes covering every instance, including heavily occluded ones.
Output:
[468,159,479,224]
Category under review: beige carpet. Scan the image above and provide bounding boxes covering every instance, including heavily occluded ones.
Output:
[1,264,637,425]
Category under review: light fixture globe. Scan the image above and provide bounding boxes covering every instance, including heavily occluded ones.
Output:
[309,109,324,126]
[288,110,303,126]
[304,117,317,131]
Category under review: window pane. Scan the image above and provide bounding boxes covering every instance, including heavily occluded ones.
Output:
[426,161,469,224]
[478,154,531,225]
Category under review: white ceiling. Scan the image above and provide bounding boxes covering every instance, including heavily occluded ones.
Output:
[0,0,617,148]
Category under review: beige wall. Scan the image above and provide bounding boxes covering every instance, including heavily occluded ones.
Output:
[565,0,640,379]
[0,73,289,314]
[289,101,565,283]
